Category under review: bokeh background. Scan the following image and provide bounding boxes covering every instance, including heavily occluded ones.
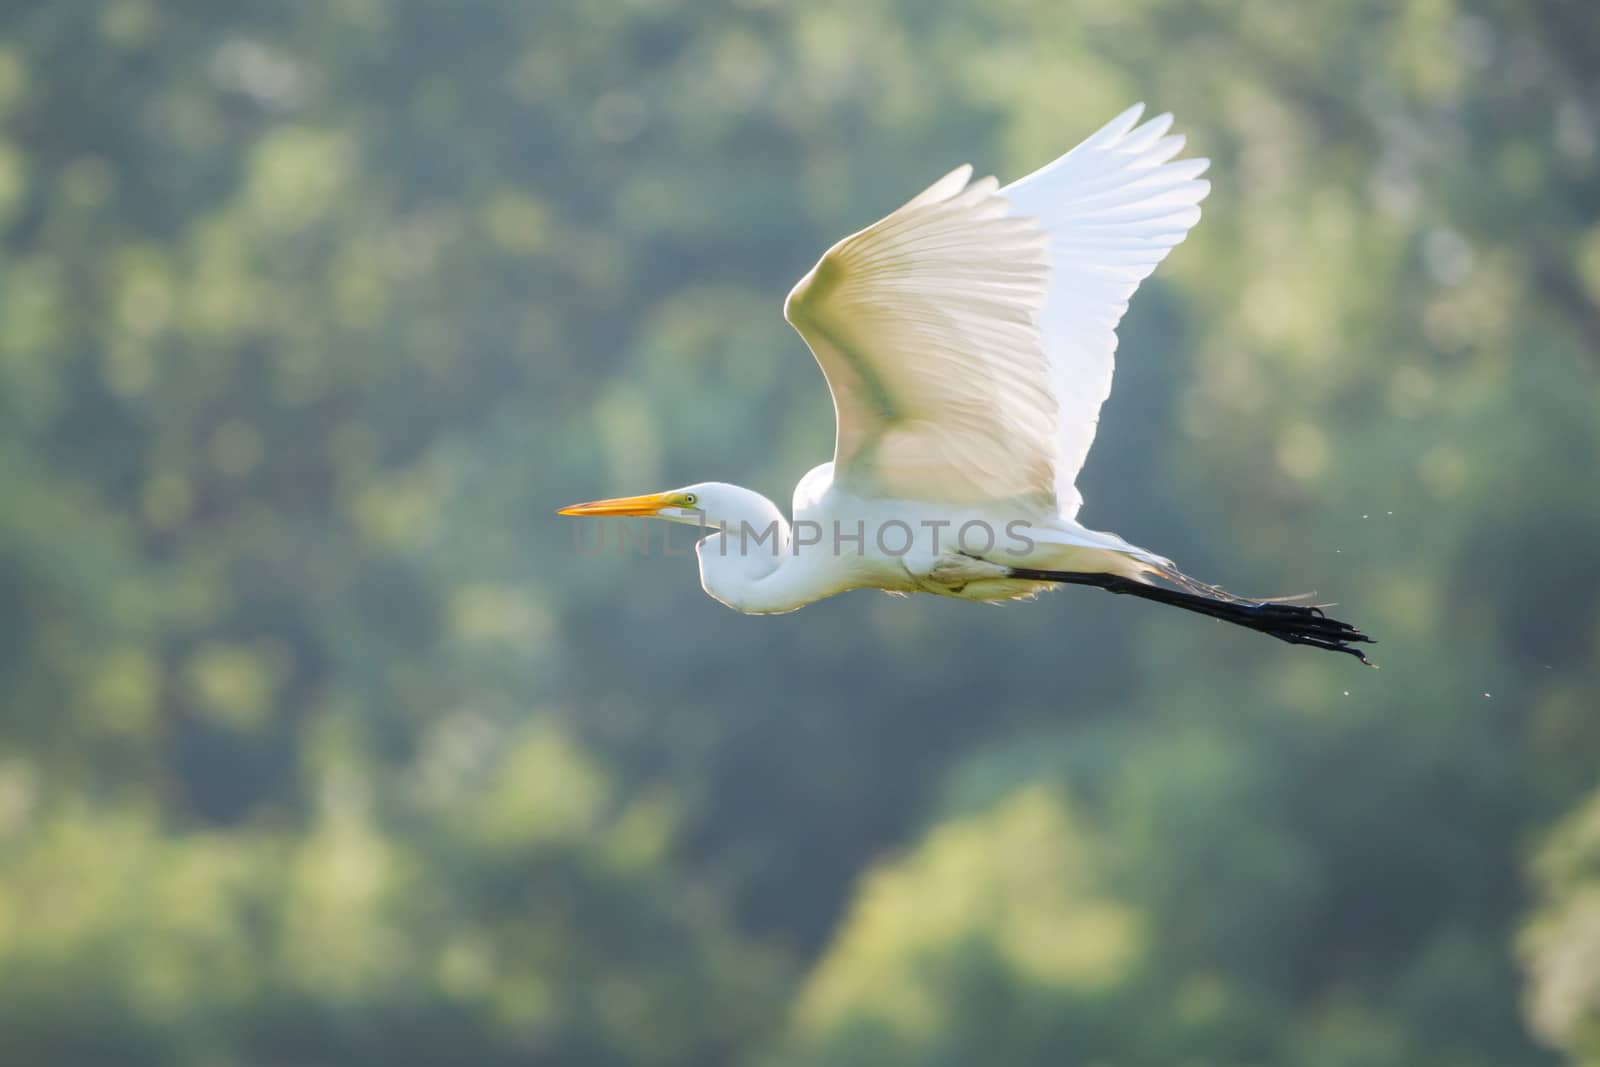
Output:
[2,1,1598,1064]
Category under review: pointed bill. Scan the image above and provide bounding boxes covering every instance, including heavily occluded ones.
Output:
[557,491,678,517]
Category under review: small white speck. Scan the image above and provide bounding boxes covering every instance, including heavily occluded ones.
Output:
[1343,690,1350,697]
[1362,514,1369,519]
[1335,549,1342,554]
[1386,511,1393,516]
[1484,692,1492,698]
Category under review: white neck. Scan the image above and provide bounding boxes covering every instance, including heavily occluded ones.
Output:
[691,490,831,614]
[654,480,851,614]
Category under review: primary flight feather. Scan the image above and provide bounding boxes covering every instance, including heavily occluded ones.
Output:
[562,105,1374,663]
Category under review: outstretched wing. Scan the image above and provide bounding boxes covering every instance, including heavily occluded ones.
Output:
[783,105,1208,512]
[1002,104,1210,518]
[784,168,1059,505]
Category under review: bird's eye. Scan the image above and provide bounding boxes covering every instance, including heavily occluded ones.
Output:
[684,494,698,506]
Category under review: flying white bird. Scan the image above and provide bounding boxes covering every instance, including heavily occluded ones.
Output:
[561,105,1373,662]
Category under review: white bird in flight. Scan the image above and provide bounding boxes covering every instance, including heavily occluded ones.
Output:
[561,105,1373,662]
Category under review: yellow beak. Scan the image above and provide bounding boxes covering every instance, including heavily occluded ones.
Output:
[557,491,677,517]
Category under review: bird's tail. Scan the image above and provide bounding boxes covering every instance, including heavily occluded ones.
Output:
[1007,563,1376,664]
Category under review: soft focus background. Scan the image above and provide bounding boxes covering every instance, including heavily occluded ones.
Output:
[2,1,1598,1064]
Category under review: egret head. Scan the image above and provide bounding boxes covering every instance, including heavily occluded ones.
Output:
[559,481,777,530]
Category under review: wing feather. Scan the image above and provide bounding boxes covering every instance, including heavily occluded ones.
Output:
[782,105,1208,514]
[1002,104,1211,518]
[784,170,1058,504]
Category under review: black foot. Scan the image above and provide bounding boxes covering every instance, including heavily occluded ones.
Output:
[1009,568,1377,665]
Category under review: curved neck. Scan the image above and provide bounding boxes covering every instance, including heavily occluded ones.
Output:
[693,502,819,615]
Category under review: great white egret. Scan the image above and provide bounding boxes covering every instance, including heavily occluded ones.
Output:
[561,105,1374,663]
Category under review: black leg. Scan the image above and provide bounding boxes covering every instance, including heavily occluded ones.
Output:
[1009,568,1376,665]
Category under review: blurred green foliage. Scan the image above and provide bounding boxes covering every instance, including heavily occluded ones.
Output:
[0,0,1597,1064]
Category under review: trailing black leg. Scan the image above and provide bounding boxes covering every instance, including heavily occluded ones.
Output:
[1009,568,1376,665]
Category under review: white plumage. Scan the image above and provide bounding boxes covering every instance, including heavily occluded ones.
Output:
[1004,104,1212,517]
[785,102,1208,517]
[561,106,1374,663]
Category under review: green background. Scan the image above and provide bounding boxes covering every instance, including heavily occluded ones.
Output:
[2,1,1598,1064]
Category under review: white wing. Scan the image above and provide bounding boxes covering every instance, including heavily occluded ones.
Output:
[783,105,1207,513]
[784,168,1058,505]
[1003,104,1210,518]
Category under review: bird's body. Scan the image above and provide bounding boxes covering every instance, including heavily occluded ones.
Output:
[562,105,1374,661]
[685,463,1156,614]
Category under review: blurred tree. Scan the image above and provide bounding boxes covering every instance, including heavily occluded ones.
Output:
[1523,788,1600,1065]
[0,0,1594,1063]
